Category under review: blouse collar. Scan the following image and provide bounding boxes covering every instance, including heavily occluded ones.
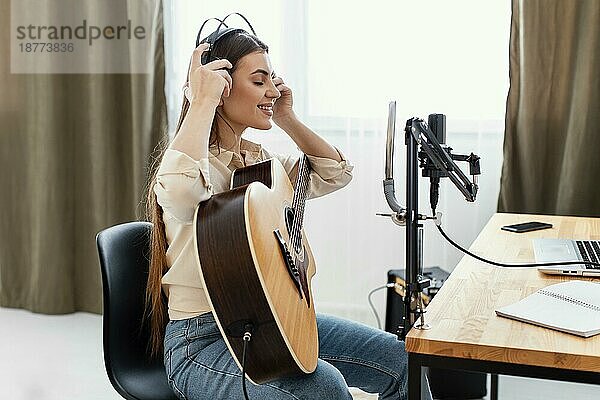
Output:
[209,137,263,166]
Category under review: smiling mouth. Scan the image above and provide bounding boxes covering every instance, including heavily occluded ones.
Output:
[257,105,273,116]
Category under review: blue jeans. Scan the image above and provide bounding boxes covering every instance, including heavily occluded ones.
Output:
[163,312,432,400]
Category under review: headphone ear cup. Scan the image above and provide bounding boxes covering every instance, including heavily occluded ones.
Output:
[200,51,210,65]
[200,43,213,65]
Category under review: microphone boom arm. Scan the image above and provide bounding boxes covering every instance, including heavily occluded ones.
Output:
[407,118,479,204]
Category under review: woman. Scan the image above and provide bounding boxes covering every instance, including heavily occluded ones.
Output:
[145,30,430,400]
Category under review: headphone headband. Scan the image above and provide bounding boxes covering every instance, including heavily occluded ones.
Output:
[195,17,226,48]
[196,13,257,64]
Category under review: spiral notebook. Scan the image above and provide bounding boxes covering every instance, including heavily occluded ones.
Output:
[495,280,600,338]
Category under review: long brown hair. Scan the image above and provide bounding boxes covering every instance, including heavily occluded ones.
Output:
[144,31,269,358]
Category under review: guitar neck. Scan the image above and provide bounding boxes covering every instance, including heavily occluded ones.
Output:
[291,155,311,250]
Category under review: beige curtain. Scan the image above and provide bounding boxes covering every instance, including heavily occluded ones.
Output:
[0,1,167,313]
[498,0,600,217]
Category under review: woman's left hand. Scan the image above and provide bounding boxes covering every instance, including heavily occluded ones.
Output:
[272,76,295,123]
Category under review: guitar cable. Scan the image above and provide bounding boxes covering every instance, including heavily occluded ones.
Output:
[241,324,253,400]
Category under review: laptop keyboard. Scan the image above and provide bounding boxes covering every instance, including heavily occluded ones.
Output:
[575,241,600,269]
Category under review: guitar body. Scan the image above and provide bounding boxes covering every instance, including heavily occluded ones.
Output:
[193,158,318,384]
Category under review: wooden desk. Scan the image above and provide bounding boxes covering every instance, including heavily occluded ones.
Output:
[406,213,600,400]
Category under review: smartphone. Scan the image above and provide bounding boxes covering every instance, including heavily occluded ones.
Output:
[501,221,553,233]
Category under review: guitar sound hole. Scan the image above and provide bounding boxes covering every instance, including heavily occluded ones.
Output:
[284,207,295,236]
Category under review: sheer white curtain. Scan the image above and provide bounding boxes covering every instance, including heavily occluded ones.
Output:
[163,0,510,325]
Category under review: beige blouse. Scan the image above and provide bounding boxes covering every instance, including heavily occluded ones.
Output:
[154,137,354,320]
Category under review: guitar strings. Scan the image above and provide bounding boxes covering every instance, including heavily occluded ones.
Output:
[296,160,310,230]
[296,157,311,248]
[289,156,305,251]
[294,161,309,251]
[289,158,301,252]
[290,155,310,254]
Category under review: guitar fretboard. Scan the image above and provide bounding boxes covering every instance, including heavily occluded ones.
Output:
[290,155,311,253]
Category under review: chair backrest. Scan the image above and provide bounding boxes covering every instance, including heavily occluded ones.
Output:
[96,221,177,400]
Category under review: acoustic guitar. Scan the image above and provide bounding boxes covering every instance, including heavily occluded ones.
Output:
[192,155,318,384]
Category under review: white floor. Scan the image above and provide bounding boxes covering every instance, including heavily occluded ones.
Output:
[0,307,120,400]
[1,307,599,400]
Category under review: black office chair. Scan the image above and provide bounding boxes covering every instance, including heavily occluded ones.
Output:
[96,221,178,400]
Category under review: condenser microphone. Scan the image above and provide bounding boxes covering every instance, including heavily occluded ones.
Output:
[427,114,446,145]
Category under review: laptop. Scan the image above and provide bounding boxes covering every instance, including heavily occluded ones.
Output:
[533,238,600,276]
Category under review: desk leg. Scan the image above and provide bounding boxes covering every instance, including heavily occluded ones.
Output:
[491,374,499,400]
[408,353,422,400]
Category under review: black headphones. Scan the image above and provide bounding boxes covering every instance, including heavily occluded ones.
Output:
[195,13,257,65]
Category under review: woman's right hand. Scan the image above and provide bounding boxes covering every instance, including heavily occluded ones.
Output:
[185,43,233,107]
